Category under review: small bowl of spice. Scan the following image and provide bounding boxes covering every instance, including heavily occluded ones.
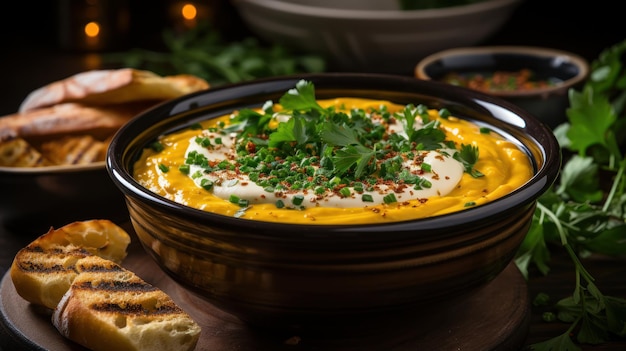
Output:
[415,46,589,129]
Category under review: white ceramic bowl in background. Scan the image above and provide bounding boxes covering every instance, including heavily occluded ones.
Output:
[231,0,523,74]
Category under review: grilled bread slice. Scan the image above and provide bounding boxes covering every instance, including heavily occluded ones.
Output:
[19,68,210,112]
[40,134,107,165]
[52,255,201,351]
[10,219,131,309]
[0,137,52,167]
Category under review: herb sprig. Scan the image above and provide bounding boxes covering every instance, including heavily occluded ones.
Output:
[516,40,626,350]
[218,80,479,205]
[103,21,326,85]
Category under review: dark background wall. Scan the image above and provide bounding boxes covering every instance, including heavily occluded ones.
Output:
[0,0,623,114]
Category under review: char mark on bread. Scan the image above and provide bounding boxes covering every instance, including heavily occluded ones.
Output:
[89,301,185,316]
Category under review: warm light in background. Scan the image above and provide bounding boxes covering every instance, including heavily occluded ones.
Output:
[169,1,211,30]
[84,21,100,38]
[181,3,197,20]
[58,0,130,52]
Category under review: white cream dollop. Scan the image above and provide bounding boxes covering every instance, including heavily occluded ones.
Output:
[184,119,465,209]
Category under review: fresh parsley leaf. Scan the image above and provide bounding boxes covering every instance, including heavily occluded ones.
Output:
[333,145,376,178]
[225,108,271,137]
[268,114,310,148]
[396,104,418,141]
[555,155,604,203]
[320,122,376,178]
[583,224,626,256]
[453,144,484,177]
[319,121,361,147]
[411,122,447,150]
[279,80,325,113]
[567,87,619,158]
[518,40,626,350]
[514,216,551,279]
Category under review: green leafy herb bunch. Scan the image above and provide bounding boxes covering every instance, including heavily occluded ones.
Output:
[516,39,626,350]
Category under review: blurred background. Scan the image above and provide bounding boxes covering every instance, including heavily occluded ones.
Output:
[0,0,622,115]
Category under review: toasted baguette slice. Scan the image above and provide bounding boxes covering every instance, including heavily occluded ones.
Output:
[0,137,52,167]
[40,134,107,165]
[10,220,131,309]
[19,68,210,112]
[52,255,201,351]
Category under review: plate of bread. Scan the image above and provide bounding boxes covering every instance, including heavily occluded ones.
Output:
[1,219,315,351]
[4,219,202,351]
[0,68,209,169]
[0,68,209,232]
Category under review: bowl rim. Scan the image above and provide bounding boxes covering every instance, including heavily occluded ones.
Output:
[107,72,561,234]
[414,46,590,98]
[233,0,522,20]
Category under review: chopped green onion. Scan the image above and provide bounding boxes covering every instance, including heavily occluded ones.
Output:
[383,193,397,204]
[339,187,351,197]
[238,198,249,207]
[200,178,214,190]
[195,136,211,147]
[178,164,190,174]
[229,194,240,204]
[292,195,304,206]
[150,141,164,152]
[438,108,451,119]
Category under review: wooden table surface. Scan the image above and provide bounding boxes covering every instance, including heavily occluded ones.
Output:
[1,0,624,349]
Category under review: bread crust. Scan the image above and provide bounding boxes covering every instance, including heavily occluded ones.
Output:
[10,219,131,309]
[11,219,201,350]
[1,68,209,168]
[0,102,152,143]
[19,68,209,112]
[52,256,201,351]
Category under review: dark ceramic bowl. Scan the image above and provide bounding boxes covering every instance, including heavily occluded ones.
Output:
[0,163,127,235]
[106,73,560,329]
[415,46,589,129]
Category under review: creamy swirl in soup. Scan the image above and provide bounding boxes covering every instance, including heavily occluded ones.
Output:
[133,81,533,224]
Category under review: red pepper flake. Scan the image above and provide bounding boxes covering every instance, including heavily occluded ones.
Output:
[245,141,256,153]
